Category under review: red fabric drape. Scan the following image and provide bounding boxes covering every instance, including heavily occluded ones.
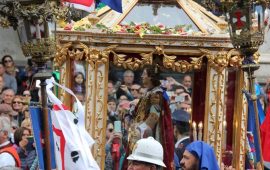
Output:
[261,106,270,162]
[161,99,175,170]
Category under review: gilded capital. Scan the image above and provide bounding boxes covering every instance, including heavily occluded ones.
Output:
[54,42,72,68]
[200,49,242,73]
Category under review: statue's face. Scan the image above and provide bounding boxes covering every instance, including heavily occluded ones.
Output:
[150,93,160,105]
[141,69,151,88]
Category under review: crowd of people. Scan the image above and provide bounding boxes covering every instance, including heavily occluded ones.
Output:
[0,55,39,169]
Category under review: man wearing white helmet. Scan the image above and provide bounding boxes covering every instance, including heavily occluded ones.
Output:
[127,137,166,170]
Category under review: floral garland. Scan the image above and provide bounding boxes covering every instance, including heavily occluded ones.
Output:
[96,22,203,37]
[62,20,205,37]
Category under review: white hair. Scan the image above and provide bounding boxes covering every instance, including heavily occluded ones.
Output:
[0,116,11,136]
[123,70,134,77]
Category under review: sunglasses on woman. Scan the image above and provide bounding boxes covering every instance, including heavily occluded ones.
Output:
[4,60,12,63]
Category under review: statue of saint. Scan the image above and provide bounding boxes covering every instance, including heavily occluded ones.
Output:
[128,66,174,170]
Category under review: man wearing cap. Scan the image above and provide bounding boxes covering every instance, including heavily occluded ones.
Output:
[180,141,219,170]
[127,137,166,170]
[172,109,191,169]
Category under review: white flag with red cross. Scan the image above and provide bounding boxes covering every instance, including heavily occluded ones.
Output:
[46,78,100,170]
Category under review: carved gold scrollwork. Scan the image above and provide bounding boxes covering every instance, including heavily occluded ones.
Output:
[111,46,204,73]
[54,42,115,68]
[206,67,226,164]
[54,42,72,68]
[54,43,252,75]
[200,49,242,73]
[80,43,113,67]
[112,51,153,70]
[158,46,203,73]
[68,48,84,61]
[163,55,203,73]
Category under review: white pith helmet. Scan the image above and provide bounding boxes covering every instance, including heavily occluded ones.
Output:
[127,137,166,167]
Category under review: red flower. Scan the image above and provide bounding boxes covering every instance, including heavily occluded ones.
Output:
[158,24,165,28]
[120,29,126,33]
[264,19,269,26]
[64,24,72,30]
[135,25,141,30]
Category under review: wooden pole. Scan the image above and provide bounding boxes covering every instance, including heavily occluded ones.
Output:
[40,78,51,170]
[243,64,264,170]
[33,68,52,170]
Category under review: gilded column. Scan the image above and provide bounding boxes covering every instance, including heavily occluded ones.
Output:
[232,69,248,170]
[84,46,110,169]
[58,63,67,102]
[204,64,226,165]
[201,49,242,166]
[54,42,72,105]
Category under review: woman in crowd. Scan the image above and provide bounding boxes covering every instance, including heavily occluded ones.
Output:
[22,90,32,105]
[14,127,37,170]
[2,55,26,94]
[105,121,126,170]
[2,55,18,77]
[12,96,24,126]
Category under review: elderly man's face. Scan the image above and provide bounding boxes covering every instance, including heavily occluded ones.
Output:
[183,76,192,89]
[2,89,15,105]
[108,82,115,95]
[0,118,10,144]
[0,130,7,144]
[128,161,156,170]
[124,72,134,85]
[180,150,199,170]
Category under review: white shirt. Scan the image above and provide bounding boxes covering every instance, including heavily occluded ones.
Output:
[0,141,16,168]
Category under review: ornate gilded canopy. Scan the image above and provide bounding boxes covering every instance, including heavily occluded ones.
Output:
[56,0,235,69]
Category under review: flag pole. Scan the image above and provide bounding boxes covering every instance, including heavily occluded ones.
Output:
[34,71,52,170]
[242,63,264,169]
[41,79,52,170]
[31,20,53,170]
